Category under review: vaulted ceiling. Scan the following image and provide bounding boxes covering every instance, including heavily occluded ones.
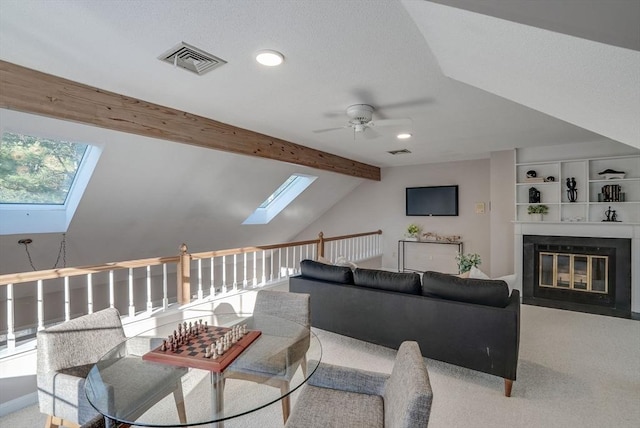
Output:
[0,0,638,272]
[2,0,637,169]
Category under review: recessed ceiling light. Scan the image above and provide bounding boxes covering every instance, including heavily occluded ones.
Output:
[397,133,412,139]
[256,50,284,66]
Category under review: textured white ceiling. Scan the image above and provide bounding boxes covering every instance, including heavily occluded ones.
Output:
[1,0,634,168]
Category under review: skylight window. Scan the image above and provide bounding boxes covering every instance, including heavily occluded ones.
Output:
[0,131,101,235]
[244,174,317,225]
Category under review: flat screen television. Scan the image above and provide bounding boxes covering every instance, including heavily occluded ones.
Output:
[406,185,459,216]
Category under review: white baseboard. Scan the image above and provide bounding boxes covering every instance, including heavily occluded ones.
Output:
[0,391,38,417]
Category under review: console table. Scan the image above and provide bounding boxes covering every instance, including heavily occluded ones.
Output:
[398,239,463,274]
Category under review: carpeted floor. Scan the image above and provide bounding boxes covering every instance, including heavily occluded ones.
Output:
[3,304,639,427]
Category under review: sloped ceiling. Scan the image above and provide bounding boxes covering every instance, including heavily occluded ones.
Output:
[404,0,640,148]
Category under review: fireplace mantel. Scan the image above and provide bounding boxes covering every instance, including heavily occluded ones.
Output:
[514,222,640,317]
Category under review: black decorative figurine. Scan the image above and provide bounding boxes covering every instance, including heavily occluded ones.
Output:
[529,187,541,203]
[566,177,577,202]
[603,206,620,222]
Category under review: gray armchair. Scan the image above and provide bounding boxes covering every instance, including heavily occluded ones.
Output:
[225,289,310,423]
[285,341,433,428]
[37,308,187,428]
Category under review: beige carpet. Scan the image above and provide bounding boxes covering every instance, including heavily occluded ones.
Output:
[3,304,639,427]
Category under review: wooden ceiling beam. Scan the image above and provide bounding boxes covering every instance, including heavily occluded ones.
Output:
[0,60,380,181]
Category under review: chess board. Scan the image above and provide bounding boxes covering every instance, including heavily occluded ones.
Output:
[142,325,261,373]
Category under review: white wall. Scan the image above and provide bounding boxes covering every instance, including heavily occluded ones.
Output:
[490,150,516,277]
[296,158,495,274]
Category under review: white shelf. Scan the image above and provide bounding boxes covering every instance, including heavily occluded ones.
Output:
[515,154,640,224]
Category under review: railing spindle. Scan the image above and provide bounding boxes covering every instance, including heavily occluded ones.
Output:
[233,254,238,290]
[64,276,71,321]
[108,270,115,309]
[87,274,93,315]
[128,268,135,317]
[163,263,169,310]
[6,284,16,350]
[243,253,248,287]
[37,280,44,331]
[252,252,257,286]
[269,250,274,281]
[214,257,216,297]
[197,259,203,300]
[146,265,153,312]
[222,255,227,293]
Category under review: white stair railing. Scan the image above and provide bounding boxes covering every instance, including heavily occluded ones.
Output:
[0,230,382,351]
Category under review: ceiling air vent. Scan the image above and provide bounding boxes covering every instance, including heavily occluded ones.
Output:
[158,42,227,75]
[387,149,412,155]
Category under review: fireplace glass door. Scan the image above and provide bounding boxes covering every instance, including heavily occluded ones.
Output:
[539,252,608,294]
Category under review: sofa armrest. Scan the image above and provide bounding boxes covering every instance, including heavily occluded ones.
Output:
[307,360,388,396]
[505,289,521,311]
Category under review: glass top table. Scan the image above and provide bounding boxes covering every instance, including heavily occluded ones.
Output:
[85,312,321,427]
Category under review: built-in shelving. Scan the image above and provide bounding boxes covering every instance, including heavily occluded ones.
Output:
[515,154,640,224]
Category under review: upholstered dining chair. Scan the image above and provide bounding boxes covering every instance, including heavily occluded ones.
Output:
[225,289,311,423]
[285,341,433,428]
[37,307,187,428]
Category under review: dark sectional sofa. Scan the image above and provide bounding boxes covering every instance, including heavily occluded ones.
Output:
[289,259,520,396]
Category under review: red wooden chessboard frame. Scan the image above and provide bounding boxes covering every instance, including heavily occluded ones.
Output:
[142,328,262,373]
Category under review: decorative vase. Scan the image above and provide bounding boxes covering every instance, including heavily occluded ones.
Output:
[405,236,418,241]
[530,213,543,222]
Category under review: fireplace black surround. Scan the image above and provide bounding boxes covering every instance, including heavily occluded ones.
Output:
[523,235,631,318]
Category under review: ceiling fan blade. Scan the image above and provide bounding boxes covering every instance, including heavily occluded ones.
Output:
[377,97,435,110]
[313,126,348,133]
[362,127,380,139]
[369,118,412,128]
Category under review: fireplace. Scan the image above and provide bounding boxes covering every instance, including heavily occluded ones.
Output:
[522,235,631,318]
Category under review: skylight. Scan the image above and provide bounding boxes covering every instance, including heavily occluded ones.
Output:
[244,174,317,225]
[0,131,101,235]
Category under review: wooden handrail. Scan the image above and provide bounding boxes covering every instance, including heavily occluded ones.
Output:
[0,256,180,286]
[322,229,382,242]
[0,230,383,287]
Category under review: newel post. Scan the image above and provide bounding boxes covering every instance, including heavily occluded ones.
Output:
[317,231,325,260]
[177,243,191,305]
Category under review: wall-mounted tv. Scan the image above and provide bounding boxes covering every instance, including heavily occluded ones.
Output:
[406,185,459,216]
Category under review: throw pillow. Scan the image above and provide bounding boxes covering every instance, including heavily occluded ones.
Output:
[469,266,490,279]
[353,268,422,295]
[300,259,354,284]
[316,255,332,264]
[335,256,358,271]
[469,266,517,291]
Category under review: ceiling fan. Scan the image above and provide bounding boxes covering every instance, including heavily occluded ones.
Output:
[313,104,412,138]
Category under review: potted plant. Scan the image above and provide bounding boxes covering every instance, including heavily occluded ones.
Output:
[527,204,549,221]
[456,252,481,273]
[405,223,421,241]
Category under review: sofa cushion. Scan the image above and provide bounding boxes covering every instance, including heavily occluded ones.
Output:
[353,268,422,295]
[300,259,354,284]
[422,271,510,307]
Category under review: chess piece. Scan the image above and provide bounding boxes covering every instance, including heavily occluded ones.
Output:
[216,341,224,355]
[161,340,167,352]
